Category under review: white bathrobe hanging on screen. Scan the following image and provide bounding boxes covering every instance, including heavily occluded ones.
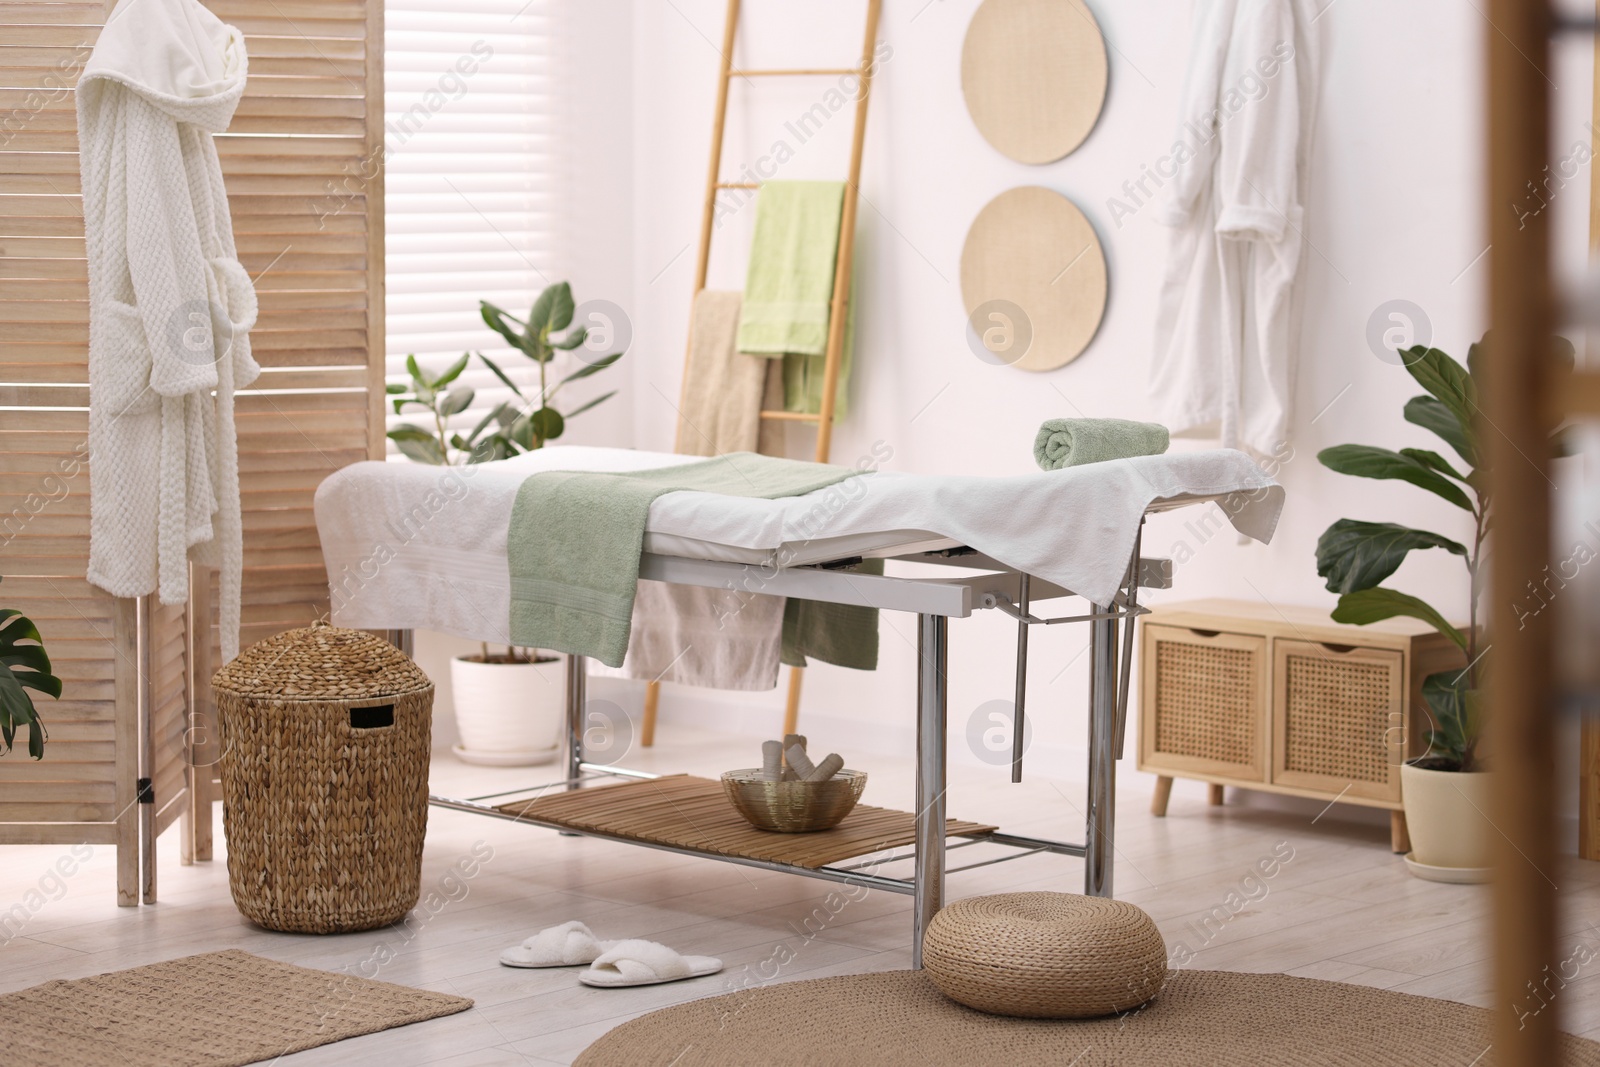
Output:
[1149,0,1320,460]
[78,0,259,660]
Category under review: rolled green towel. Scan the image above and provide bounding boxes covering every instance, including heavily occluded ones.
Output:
[1033,418,1170,470]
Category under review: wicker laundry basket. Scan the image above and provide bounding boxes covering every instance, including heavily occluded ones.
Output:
[214,624,434,933]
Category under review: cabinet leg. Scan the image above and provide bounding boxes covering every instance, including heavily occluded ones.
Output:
[1390,810,1411,854]
[1208,783,1225,807]
[1150,776,1174,817]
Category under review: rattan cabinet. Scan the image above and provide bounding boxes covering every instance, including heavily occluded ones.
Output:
[1139,600,1465,852]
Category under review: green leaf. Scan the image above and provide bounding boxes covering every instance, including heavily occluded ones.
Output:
[1317,444,1474,511]
[1403,396,1477,469]
[0,609,60,702]
[385,382,406,395]
[528,406,564,442]
[475,352,526,401]
[405,353,428,388]
[1399,447,1470,485]
[545,282,575,333]
[465,402,510,445]
[1316,519,1468,595]
[509,413,535,450]
[1331,588,1467,652]
[0,667,46,759]
[432,352,470,389]
[440,388,475,417]
[562,390,617,419]
[526,285,560,335]
[480,302,526,353]
[1399,346,1477,435]
[469,433,513,463]
[558,351,623,387]
[549,325,589,351]
[1420,672,1485,769]
[393,436,447,465]
[387,423,436,443]
[0,598,56,759]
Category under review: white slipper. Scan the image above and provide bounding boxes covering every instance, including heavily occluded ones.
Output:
[577,938,723,988]
[500,920,619,968]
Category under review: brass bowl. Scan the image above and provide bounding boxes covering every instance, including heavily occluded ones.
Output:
[721,768,868,833]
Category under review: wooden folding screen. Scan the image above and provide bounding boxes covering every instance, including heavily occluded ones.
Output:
[0,0,383,901]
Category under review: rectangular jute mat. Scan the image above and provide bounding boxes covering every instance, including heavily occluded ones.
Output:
[0,948,473,1067]
[498,774,997,868]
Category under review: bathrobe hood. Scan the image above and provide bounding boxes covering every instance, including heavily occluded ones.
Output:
[81,0,246,131]
[79,0,258,662]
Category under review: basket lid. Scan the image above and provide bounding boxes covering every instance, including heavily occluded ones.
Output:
[212,624,431,700]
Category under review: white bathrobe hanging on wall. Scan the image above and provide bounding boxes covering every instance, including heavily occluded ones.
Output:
[1148,0,1320,460]
[78,0,259,661]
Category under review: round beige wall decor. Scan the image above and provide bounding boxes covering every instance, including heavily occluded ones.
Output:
[961,0,1109,164]
[960,185,1107,372]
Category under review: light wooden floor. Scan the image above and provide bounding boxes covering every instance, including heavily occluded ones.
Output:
[3,727,1598,1065]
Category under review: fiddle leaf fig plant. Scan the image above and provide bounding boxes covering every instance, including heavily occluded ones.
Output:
[1314,334,1572,772]
[386,281,624,465]
[0,578,60,759]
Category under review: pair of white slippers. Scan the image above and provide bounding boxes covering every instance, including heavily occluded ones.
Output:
[499,921,723,988]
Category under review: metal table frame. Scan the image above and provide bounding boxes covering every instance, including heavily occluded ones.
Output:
[425,535,1164,966]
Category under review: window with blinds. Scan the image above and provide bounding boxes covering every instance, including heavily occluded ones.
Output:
[384,0,568,453]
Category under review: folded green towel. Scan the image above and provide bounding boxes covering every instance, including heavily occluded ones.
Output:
[737,180,853,419]
[1034,418,1170,470]
[508,454,859,667]
[780,557,883,671]
[779,275,855,419]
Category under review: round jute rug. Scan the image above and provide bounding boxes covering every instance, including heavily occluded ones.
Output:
[574,969,1600,1067]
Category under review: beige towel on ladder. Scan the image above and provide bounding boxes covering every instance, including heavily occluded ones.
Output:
[677,291,764,456]
[619,290,786,691]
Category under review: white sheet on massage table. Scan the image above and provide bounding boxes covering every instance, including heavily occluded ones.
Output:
[313,445,1284,644]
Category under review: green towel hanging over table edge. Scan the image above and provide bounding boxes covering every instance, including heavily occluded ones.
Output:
[507,453,881,673]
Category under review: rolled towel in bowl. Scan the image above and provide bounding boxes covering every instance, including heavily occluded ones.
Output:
[1033,418,1170,471]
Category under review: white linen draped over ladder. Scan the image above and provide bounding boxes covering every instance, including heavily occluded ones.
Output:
[1149,0,1320,459]
[78,0,259,661]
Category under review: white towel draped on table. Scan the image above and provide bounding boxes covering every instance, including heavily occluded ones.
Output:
[313,446,1285,648]
[78,0,259,661]
[1149,0,1321,460]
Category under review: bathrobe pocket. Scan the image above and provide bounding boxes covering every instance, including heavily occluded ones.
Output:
[93,298,160,416]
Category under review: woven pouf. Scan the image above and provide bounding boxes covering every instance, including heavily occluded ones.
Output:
[921,892,1168,1018]
[214,624,434,934]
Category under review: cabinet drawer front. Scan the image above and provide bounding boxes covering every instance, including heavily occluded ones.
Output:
[1140,625,1268,781]
[1272,640,1404,803]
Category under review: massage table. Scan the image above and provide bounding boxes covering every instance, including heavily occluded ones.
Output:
[314,445,1284,964]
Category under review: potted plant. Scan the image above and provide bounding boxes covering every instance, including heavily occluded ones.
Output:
[1,578,60,759]
[385,281,626,765]
[1314,335,1570,881]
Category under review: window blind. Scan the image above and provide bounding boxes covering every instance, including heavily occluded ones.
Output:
[383,0,567,449]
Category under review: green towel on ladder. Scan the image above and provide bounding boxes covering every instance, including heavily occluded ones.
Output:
[736,180,854,419]
[508,454,861,668]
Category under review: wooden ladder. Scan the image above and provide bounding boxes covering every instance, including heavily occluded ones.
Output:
[640,0,884,748]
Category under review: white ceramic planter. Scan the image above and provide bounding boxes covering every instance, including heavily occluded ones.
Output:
[1400,762,1494,882]
[449,655,566,766]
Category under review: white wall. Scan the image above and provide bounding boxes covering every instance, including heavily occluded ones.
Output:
[424,1,1595,832]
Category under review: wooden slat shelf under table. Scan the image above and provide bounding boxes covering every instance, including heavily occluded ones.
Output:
[494,774,997,870]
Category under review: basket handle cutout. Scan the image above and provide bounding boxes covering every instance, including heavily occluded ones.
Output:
[1188,628,1221,638]
[350,704,395,729]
